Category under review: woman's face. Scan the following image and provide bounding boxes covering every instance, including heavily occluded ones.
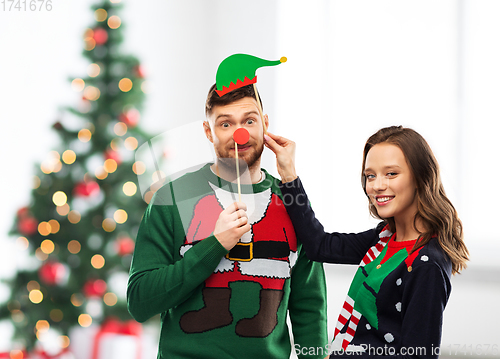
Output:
[364,143,418,224]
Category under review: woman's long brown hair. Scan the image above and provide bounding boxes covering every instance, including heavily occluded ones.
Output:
[361,126,469,274]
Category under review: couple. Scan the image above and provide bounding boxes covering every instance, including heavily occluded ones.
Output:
[127,84,468,359]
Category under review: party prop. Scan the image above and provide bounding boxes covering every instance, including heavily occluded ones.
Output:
[215,54,286,134]
[232,128,250,202]
[233,127,250,146]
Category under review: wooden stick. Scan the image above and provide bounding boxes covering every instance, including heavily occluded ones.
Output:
[235,142,242,202]
[253,83,267,134]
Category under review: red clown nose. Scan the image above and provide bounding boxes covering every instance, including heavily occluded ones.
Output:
[233,128,250,145]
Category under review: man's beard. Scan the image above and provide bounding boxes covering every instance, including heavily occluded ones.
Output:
[216,142,264,172]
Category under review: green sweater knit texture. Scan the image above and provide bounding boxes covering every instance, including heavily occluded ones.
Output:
[127,164,328,358]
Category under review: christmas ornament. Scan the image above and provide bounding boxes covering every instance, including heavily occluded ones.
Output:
[133,64,145,79]
[118,108,140,128]
[116,236,135,256]
[74,181,100,197]
[39,261,67,286]
[83,279,107,298]
[17,207,38,236]
[93,28,108,45]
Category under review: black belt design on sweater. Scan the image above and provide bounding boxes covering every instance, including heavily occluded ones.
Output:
[226,241,291,261]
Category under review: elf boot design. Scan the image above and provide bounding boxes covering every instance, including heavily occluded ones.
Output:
[180,287,233,333]
[235,289,284,338]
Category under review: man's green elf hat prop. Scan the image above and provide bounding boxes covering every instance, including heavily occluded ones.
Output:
[215,54,287,97]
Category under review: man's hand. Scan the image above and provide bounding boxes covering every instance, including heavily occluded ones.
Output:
[214,202,251,251]
[264,132,298,183]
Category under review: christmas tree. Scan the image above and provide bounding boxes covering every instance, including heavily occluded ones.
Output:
[0,0,151,352]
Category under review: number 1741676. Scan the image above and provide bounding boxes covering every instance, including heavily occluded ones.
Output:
[1,0,53,11]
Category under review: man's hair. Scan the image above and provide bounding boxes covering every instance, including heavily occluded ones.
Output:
[205,84,263,117]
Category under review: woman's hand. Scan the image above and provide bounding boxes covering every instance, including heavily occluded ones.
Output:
[264,132,298,183]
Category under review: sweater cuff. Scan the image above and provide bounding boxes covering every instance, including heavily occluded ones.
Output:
[191,235,228,270]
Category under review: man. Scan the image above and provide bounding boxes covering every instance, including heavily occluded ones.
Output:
[127,84,328,358]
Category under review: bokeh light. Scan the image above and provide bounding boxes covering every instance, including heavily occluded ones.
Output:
[132,161,146,175]
[87,63,101,77]
[68,210,81,224]
[107,15,121,29]
[103,292,118,306]
[27,281,40,291]
[56,203,70,216]
[102,218,116,232]
[94,8,107,22]
[83,86,101,101]
[68,240,81,254]
[40,239,55,254]
[71,294,83,307]
[35,248,48,261]
[78,129,92,142]
[16,236,29,250]
[10,350,24,359]
[95,166,108,180]
[118,78,132,92]
[29,289,43,304]
[62,150,76,164]
[113,209,128,224]
[103,159,117,173]
[71,78,85,92]
[122,181,137,196]
[91,254,105,269]
[36,320,50,333]
[50,309,64,322]
[52,191,67,206]
[60,335,70,349]
[32,175,41,189]
[124,136,138,150]
[38,222,51,236]
[114,122,127,136]
[48,219,60,234]
[78,314,92,327]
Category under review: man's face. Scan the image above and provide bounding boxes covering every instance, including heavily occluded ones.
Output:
[204,97,268,170]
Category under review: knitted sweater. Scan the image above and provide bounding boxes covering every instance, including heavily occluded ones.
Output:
[127,164,328,359]
[279,177,452,359]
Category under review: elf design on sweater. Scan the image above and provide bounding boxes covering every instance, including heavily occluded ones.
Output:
[127,165,328,359]
[179,182,298,337]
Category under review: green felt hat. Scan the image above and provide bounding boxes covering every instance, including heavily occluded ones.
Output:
[215,54,286,97]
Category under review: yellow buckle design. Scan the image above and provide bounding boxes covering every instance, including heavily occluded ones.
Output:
[226,242,253,262]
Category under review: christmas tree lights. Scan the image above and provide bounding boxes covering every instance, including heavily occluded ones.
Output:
[0,0,152,353]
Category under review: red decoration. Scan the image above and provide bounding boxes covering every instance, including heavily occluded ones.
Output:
[118,108,140,128]
[17,207,38,236]
[93,28,108,45]
[18,217,38,236]
[39,261,66,286]
[74,181,100,197]
[133,65,146,79]
[233,128,250,145]
[104,149,122,165]
[92,318,142,359]
[116,236,135,256]
[83,279,107,297]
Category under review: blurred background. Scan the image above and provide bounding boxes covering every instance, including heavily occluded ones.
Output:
[0,0,498,357]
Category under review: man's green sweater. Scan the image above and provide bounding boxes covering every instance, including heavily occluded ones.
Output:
[127,164,328,358]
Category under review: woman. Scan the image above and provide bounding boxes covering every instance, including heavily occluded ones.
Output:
[264,126,468,358]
